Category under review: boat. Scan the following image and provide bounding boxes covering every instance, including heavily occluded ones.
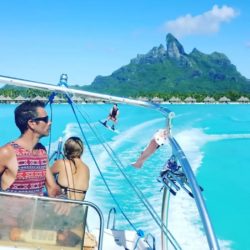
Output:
[0,74,220,250]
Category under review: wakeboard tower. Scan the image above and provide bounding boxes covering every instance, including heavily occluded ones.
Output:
[0,74,220,250]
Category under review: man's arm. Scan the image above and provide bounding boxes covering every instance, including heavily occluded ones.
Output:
[0,146,6,174]
[46,165,71,216]
[0,144,18,190]
[51,159,62,175]
[0,144,13,174]
[45,166,61,197]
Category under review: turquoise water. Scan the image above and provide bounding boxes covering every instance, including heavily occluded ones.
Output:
[1,103,250,250]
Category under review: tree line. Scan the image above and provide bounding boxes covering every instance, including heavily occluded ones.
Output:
[0,88,250,102]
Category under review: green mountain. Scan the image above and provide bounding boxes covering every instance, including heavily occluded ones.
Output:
[83,33,250,96]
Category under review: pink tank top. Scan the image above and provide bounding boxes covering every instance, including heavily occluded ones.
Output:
[5,142,47,195]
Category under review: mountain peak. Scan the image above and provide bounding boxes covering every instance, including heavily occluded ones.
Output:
[84,33,249,96]
[166,33,185,59]
[191,48,202,54]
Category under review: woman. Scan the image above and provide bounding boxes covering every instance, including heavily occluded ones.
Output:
[51,137,90,200]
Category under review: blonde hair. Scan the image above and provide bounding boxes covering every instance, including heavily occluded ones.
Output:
[63,137,84,160]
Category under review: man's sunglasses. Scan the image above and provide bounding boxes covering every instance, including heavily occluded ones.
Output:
[32,116,49,123]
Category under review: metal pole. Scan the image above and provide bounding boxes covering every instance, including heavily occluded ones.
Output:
[161,187,171,250]
[168,137,220,250]
[0,74,172,117]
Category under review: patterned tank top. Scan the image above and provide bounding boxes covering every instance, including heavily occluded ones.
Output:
[5,142,47,195]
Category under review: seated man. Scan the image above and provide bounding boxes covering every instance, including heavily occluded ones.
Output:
[0,100,60,197]
[132,129,169,169]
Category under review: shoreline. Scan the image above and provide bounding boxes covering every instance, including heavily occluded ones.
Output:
[0,101,249,105]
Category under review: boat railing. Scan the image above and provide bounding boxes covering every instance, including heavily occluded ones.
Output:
[145,233,156,250]
[166,137,220,250]
[0,191,104,250]
[106,207,116,230]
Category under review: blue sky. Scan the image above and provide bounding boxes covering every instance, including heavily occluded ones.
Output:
[0,0,249,86]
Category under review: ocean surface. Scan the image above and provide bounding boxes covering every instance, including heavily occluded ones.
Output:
[1,103,250,250]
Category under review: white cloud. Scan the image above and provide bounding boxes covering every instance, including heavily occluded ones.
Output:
[163,5,238,38]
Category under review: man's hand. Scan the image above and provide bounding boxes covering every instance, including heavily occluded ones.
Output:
[54,197,72,216]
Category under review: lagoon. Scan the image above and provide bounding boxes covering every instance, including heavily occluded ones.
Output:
[1,103,250,250]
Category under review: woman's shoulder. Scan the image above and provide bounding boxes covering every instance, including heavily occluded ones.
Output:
[55,158,65,164]
[77,160,90,172]
[77,159,89,168]
[52,159,65,169]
